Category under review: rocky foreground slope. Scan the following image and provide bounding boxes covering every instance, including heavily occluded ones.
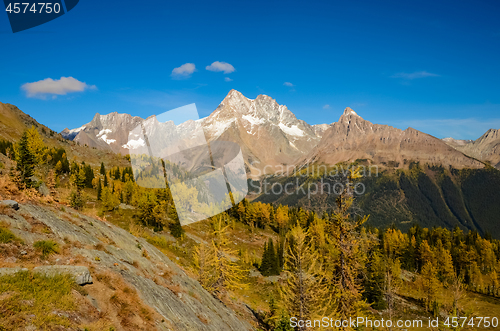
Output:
[0,201,254,331]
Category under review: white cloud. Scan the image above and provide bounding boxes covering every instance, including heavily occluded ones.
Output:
[205,61,235,74]
[391,71,440,80]
[171,63,196,78]
[224,77,233,82]
[283,82,294,87]
[22,77,96,98]
[323,104,330,109]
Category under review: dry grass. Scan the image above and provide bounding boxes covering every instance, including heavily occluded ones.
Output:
[0,174,20,200]
[166,283,183,296]
[89,270,159,330]
[94,242,108,252]
[197,313,209,324]
[0,271,78,330]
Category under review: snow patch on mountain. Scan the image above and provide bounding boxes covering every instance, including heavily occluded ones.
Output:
[205,118,235,138]
[278,123,305,137]
[69,125,86,134]
[123,138,145,149]
[97,129,112,138]
[242,114,265,126]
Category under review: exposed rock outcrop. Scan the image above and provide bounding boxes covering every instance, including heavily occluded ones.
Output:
[0,200,19,210]
[1,203,254,331]
[33,265,93,285]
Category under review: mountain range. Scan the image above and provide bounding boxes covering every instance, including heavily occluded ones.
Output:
[2,92,500,236]
[61,89,499,172]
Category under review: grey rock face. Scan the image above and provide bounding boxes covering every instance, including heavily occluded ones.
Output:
[0,267,28,276]
[0,200,19,210]
[33,265,93,285]
[4,203,254,330]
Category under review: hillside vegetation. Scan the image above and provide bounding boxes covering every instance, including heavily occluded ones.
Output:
[253,161,500,237]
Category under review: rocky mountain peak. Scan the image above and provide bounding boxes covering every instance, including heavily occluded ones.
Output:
[339,107,363,123]
[343,107,358,116]
[482,128,499,140]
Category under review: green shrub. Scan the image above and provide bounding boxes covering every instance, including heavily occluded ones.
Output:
[0,227,17,243]
[69,190,85,210]
[33,240,59,257]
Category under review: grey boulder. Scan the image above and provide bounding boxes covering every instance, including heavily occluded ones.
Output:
[0,200,19,210]
[33,265,93,285]
[0,267,28,276]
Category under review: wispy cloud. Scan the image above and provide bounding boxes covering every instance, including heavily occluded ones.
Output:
[22,77,96,98]
[391,71,440,80]
[323,104,330,109]
[283,82,294,87]
[206,61,235,74]
[224,77,233,82]
[171,63,196,79]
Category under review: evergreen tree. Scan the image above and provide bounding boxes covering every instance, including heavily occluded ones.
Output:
[268,239,280,275]
[169,219,184,238]
[364,250,386,309]
[260,241,270,275]
[15,129,37,187]
[100,162,106,175]
[260,239,281,276]
[103,174,108,187]
[84,164,94,188]
[96,179,102,201]
[137,191,159,227]
[273,311,294,331]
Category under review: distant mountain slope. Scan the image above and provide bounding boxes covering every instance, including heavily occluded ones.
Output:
[254,164,500,237]
[0,102,129,167]
[0,102,55,141]
[299,107,484,170]
[62,112,144,153]
[444,129,500,169]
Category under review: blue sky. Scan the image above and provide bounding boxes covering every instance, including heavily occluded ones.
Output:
[1,0,499,139]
